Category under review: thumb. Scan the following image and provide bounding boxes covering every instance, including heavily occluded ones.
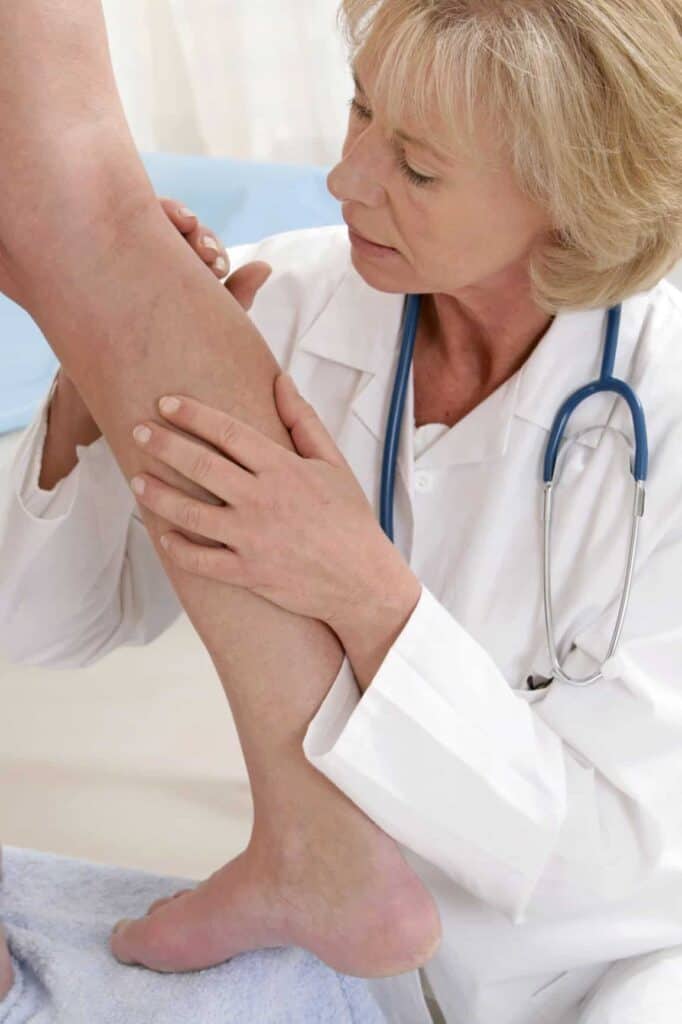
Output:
[225,261,272,311]
[275,373,348,467]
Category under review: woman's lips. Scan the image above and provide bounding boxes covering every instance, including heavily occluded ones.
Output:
[347,227,398,258]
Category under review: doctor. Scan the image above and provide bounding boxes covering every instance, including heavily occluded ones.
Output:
[2,1,682,1022]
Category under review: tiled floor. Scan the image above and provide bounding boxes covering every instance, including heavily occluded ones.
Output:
[0,427,252,881]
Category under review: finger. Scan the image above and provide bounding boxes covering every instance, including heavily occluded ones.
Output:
[152,395,285,474]
[131,420,256,498]
[186,222,229,276]
[158,531,247,585]
[159,197,198,236]
[274,373,350,468]
[131,473,233,543]
[225,261,272,310]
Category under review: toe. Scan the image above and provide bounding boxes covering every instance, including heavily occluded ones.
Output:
[110,891,218,973]
[110,913,179,972]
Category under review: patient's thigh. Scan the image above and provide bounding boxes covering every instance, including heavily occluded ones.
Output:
[578,947,682,1023]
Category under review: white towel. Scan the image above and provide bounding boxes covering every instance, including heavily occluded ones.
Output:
[0,846,387,1023]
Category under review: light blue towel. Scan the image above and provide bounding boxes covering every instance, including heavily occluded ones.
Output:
[0,151,343,436]
[0,846,386,1024]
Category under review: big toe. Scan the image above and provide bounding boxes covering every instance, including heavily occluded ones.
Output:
[110,881,260,974]
[110,892,207,973]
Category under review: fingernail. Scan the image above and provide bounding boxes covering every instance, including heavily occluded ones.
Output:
[179,207,195,219]
[159,396,181,415]
[133,425,152,445]
[131,476,145,496]
[214,256,227,274]
[113,918,133,936]
[202,236,219,252]
[160,535,170,551]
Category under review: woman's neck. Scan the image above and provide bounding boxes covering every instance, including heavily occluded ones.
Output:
[420,264,554,391]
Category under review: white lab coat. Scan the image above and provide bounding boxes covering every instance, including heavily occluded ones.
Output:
[1,225,682,1024]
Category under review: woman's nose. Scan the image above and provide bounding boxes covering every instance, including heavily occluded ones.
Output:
[327,138,387,207]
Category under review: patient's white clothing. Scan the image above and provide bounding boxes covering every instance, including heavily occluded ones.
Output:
[2,226,682,1024]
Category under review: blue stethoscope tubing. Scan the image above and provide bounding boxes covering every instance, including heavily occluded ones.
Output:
[380,294,649,688]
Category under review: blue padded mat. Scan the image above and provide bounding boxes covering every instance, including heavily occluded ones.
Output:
[0,153,342,435]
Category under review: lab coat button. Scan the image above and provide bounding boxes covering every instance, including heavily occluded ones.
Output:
[415,471,433,492]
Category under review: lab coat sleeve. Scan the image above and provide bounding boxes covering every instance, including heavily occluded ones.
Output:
[303,519,682,925]
[0,375,182,668]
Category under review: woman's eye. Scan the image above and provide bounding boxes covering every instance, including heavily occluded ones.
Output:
[348,96,436,188]
[397,154,435,188]
[349,97,371,120]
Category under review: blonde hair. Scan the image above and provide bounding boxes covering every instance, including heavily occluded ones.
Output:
[339,0,682,312]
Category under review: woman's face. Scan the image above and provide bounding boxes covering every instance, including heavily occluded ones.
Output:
[327,51,553,299]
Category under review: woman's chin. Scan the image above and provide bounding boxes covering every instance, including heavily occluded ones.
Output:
[349,248,414,294]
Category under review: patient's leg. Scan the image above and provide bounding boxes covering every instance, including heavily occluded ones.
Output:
[0,0,440,980]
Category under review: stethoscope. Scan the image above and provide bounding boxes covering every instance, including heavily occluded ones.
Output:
[379,294,649,688]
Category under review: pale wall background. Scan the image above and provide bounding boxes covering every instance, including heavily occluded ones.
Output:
[1,3,681,885]
[101,0,351,164]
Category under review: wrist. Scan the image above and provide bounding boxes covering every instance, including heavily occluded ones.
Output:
[331,541,422,692]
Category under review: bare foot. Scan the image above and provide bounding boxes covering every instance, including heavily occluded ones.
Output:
[110,780,441,978]
[0,925,13,1001]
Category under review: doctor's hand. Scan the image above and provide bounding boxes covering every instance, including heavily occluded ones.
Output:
[128,374,404,628]
[159,197,272,304]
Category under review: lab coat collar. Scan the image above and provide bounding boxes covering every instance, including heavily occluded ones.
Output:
[297,262,644,467]
[298,264,403,375]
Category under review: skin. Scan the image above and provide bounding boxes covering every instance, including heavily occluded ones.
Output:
[37,198,272,492]
[0,10,557,993]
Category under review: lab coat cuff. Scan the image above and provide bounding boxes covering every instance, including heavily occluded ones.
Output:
[303,585,566,922]
[303,655,363,759]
